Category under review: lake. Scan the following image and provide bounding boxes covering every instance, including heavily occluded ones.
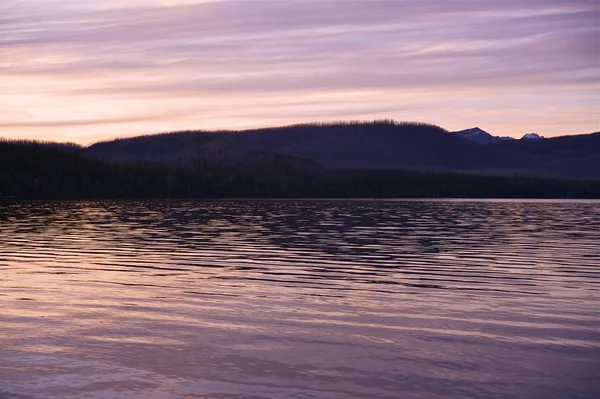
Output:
[1,199,599,399]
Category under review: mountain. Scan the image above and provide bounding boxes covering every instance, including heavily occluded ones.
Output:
[451,127,513,145]
[80,121,600,179]
[84,121,512,172]
[5,121,597,180]
[452,128,547,144]
[521,133,544,140]
[491,132,600,179]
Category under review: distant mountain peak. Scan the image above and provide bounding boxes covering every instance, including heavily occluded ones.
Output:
[460,127,488,136]
[451,127,514,145]
[521,133,544,140]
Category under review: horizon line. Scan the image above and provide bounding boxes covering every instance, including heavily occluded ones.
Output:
[1,119,598,148]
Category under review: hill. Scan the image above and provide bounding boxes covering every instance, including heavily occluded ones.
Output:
[82,121,600,179]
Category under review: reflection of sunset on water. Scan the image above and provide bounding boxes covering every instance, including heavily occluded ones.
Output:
[1,199,599,398]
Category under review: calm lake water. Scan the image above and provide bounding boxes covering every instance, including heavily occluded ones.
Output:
[1,199,599,399]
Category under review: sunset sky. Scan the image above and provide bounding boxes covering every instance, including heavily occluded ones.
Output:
[1,0,599,144]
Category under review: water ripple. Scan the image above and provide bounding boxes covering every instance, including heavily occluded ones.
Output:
[1,199,599,399]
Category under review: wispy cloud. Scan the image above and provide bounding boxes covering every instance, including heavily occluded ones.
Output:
[1,0,598,143]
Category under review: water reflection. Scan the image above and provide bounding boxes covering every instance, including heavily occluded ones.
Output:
[1,200,599,399]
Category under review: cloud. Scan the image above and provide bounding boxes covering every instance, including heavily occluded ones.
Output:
[0,114,183,128]
[1,0,598,143]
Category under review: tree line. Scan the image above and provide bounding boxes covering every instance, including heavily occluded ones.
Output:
[1,140,599,200]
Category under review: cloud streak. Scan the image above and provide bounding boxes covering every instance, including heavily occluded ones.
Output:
[1,0,598,143]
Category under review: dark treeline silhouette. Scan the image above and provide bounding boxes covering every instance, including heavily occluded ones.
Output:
[0,137,82,152]
[1,139,599,200]
[89,120,429,147]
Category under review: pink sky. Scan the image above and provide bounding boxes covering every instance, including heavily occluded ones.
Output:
[1,0,599,144]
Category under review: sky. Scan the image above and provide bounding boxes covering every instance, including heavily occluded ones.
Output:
[1,0,599,144]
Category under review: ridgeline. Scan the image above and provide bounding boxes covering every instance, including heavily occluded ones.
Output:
[1,128,599,199]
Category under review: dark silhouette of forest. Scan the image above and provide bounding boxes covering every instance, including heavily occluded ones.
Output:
[2,137,599,200]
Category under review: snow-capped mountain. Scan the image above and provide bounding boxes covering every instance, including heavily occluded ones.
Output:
[452,128,546,144]
[521,133,544,140]
[451,127,514,145]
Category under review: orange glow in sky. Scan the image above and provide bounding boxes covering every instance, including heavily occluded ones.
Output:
[1,0,599,144]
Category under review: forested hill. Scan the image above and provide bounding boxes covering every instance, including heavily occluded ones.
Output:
[2,139,600,200]
[82,121,600,180]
